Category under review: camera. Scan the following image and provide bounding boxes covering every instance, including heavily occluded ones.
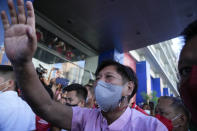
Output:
[36,64,48,79]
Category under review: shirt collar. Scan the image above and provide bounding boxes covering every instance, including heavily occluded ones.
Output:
[0,90,17,96]
[108,106,131,130]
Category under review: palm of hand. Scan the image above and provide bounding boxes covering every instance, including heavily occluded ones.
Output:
[4,24,36,64]
[1,0,36,65]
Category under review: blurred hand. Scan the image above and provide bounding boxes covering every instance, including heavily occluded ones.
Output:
[1,0,37,66]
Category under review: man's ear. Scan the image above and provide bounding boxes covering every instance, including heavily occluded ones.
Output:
[8,79,14,86]
[5,80,15,90]
[78,100,86,107]
[126,81,134,96]
[177,114,187,127]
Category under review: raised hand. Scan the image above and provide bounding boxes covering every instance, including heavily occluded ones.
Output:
[1,0,37,66]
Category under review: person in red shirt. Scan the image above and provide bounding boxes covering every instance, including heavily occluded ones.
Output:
[130,102,149,116]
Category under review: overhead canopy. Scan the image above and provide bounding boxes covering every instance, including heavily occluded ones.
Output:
[34,0,197,55]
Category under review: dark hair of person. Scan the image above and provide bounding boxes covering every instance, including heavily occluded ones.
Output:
[15,81,19,92]
[149,101,155,110]
[159,96,190,123]
[63,83,88,101]
[95,60,138,101]
[44,85,54,99]
[38,76,53,99]
[181,20,197,43]
[142,103,149,109]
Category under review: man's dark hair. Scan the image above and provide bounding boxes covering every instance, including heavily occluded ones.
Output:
[0,65,15,80]
[181,20,197,43]
[95,60,138,101]
[63,84,88,101]
[0,65,13,71]
[159,96,190,123]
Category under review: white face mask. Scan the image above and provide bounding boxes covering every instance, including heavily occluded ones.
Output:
[95,81,123,112]
[144,110,151,115]
[0,81,9,94]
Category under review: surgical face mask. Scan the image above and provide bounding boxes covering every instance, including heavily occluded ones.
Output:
[155,114,173,131]
[0,81,9,94]
[171,114,181,128]
[155,114,181,131]
[144,110,150,115]
[95,80,123,112]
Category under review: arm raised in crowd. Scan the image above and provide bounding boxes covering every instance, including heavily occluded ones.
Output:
[0,0,72,129]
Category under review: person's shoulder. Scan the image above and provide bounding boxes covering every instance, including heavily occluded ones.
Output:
[130,108,148,118]
[72,107,100,114]
[72,107,102,120]
[130,109,168,131]
[0,90,17,97]
[16,95,36,116]
[71,107,101,126]
[0,91,19,105]
[131,108,160,123]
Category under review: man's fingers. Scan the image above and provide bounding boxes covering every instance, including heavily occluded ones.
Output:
[8,0,18,24]
[26,1,35,31]
[17,0,26,24]
[26,26,37,49]
[1,11,10,31]
[27,26,34,41]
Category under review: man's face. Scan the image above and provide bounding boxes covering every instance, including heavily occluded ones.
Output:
[95,65,131,96]
[178,36,197,84]
[178,35,197,124]
[155,98,176,120]
[96,65,123,85]
[155,98,185,130]
[61,90,81,106]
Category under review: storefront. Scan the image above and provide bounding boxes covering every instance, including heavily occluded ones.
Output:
[33,24,95,85]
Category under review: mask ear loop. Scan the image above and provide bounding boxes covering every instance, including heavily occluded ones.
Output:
[0,81,9,93]
[118,96,128,107]
[171,114,182,128]
[171,114,182,121]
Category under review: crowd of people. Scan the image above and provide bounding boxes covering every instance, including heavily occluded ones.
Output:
[36,24,85,61]
[0,0,197,131]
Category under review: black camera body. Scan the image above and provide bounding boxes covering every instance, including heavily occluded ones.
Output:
[36,64,47,79]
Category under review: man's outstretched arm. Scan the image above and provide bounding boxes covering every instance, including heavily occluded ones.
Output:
[1,0,72,129]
